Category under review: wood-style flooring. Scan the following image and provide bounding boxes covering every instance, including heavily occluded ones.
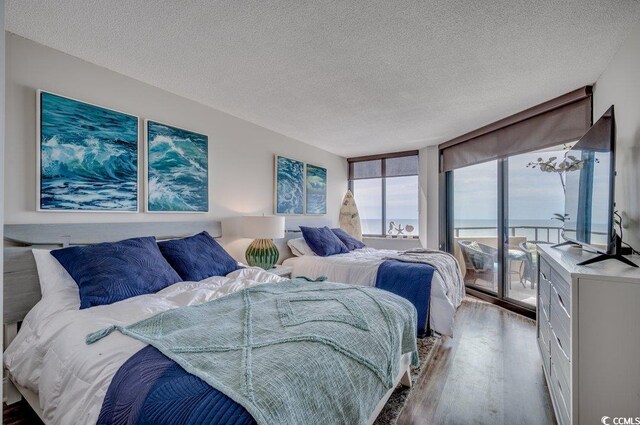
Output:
[3,297,555,425]
[397,298,556,425]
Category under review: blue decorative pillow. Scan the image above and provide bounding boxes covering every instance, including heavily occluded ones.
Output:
[331,228,365,251]
[51,237,182,309]
[300,226,349,257]
[158,231,241,281]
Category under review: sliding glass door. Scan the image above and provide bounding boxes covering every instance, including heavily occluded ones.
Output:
[504,147,567,306]
[452,160,499,295]
[447,144,571,310]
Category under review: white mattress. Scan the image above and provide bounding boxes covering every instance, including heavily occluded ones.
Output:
[283,247,464,336]
[3,268,287,425]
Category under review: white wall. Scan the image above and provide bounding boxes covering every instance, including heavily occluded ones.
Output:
[0,2,5,417]
[593,21,640,251]
[5,34,347,259]
[420,145,440,249]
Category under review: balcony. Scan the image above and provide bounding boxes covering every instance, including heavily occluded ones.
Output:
[453,225,562,307]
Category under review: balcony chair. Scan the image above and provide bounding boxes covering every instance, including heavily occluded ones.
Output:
[458,240,498,288]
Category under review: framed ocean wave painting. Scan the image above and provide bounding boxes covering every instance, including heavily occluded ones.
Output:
[275,155,305,215]
[305,164,327,215]
[37,90,139,212]
[145,120,209,212]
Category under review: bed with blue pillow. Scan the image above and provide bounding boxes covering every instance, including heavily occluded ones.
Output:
[284,226,466,337]
[3,230,418,425]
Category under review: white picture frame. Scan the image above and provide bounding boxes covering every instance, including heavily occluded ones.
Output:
[36,89,140,213]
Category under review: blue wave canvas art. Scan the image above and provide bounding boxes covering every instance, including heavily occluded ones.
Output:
[275,156,304,214]
[146,121,208,212]
[39,91,138,211]
[306,164,327,215]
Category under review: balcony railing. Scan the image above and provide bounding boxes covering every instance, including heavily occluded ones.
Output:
[454,225,563,244]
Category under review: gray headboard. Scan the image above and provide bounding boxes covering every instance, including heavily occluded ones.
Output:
[3,221,222,324]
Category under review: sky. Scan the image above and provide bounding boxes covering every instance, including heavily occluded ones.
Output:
[353,175,419,220]
[454,149,568,224]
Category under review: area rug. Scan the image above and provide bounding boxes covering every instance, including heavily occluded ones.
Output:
[374,336,440,425]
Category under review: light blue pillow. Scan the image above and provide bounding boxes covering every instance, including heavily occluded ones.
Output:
[51,236,182,309]
[300,226,349,257]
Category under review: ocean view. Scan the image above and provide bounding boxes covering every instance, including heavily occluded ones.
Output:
[361,218,566,243]
[361,218,420,236]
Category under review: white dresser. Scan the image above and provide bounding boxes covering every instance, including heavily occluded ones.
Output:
[537,245,640,425]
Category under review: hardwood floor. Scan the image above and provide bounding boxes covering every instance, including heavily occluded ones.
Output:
[3,399,41,425]
[397,298,556,425]
[3,298,555,425]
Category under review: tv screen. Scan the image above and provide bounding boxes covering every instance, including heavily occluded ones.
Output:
[562,106,615,254]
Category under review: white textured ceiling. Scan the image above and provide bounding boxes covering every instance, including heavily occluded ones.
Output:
[7,1,640,157]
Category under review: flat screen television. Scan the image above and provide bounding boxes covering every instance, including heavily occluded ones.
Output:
[561,106,636,267]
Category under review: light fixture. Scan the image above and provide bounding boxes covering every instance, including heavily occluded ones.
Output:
[241,215,285,269]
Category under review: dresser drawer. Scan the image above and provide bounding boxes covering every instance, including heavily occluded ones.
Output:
[551,326,571,391]
[550,287,571,358]
[538,318,551,371]
[539,271,551,322]
[550,359,571,425]
[539,257,551,282]
[550,268,571,315]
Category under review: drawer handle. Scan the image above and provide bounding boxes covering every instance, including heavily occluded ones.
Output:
[540,271,548,281]
[557,378,562,392]
[556,290,570,316]
[556,335,569,359]
[557,292,566,308]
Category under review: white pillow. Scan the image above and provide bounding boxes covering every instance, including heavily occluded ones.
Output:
[32,249,79,297]
[287,238,317,257]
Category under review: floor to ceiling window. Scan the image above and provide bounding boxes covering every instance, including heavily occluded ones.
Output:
[452,160,499,295]
[440,87,592,313]
[505,146,568,306]
[447,144,572,310]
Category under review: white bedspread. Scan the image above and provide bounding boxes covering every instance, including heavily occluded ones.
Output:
[282,247,465,336]
[3,268,286,425]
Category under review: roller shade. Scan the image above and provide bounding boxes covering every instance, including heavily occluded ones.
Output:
[348,150,419,179]
[440,87,592,172]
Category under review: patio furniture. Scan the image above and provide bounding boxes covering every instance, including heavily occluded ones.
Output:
[518,241,537,289]
[507,248,528,289]
[458,240,498,287]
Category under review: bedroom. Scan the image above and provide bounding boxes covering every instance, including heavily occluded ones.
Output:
[1,1,640,424]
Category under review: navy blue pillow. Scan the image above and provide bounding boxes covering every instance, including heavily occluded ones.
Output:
[51,237,182,309]
[300,226,349,257]
[157,231,241,281]
[331,228,365,251]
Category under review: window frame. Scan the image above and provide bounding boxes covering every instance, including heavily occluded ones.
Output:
[348,150,419,238]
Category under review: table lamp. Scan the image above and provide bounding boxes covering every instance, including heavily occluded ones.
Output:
[242,215,285,269]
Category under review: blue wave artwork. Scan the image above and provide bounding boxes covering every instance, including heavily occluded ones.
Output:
[39,91,138,211]
[306,164,327,214]
[276,156,304,214]
[147,121,208,212]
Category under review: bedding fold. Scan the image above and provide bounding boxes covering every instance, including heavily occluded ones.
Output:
[90,280,418,425]
[375,260,433,338]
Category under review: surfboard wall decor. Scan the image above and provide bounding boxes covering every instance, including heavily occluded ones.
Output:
[339,190,363,241]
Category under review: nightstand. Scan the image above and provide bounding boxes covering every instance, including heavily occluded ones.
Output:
[269,265,293,278]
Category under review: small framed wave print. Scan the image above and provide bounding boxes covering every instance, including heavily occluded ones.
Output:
[305,164,327,215]
[274,155,305,215]
[145,120,209,212]
[37,90,139,212]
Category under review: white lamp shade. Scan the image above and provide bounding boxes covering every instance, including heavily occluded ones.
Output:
[241,215,285,239]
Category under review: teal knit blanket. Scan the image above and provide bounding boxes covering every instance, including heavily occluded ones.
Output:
[87,280,418,425]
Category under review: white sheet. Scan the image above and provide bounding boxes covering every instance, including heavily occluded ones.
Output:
[282,247,465,336]
[3,267,287,425]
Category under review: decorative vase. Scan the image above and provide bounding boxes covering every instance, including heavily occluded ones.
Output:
[245,238,280,270]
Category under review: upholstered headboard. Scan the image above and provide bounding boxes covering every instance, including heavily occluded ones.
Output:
[3,221,222,325]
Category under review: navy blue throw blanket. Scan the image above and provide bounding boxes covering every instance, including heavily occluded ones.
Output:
[375,260,433,338]
[98,345,255,425]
